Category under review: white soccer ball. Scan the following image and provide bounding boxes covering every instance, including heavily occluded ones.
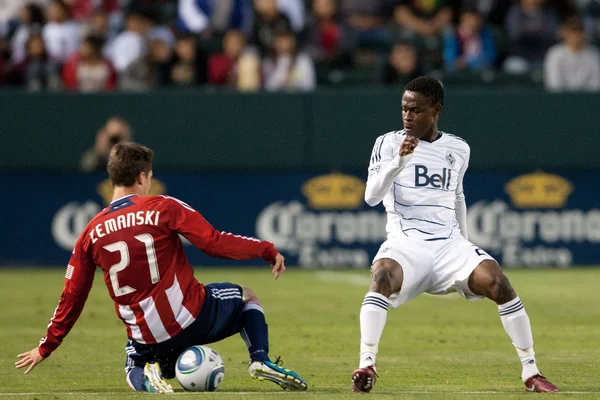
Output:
[175,345,225,392]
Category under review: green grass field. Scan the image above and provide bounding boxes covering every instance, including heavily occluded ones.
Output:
[1,268,599,400]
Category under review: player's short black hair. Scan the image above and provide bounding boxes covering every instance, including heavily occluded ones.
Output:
[404,76,444,107]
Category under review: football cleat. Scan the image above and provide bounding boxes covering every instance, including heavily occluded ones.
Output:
[143,362,174,393]
[352,365,377,393]
[524,374,560,393]
[248,358,307,391]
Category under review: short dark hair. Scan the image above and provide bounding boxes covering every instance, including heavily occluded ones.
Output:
[404,76,444,107]
[83,35,105,55]
[25,4,45,25]
[108,142,154,187]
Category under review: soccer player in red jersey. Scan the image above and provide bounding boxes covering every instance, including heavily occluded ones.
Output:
[16,142,307,392]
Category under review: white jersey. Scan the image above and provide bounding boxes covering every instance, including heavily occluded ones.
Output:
[365,130,470,241]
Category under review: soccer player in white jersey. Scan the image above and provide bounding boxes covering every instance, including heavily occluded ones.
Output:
[351,77,559,393]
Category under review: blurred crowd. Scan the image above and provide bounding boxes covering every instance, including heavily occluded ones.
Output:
[0,0,598,92]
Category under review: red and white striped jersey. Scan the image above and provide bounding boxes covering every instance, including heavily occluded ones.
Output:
[39,194,277,358]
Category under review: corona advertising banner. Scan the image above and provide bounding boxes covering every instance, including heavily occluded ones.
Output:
[1,171,598,267]
[467,171,600,267]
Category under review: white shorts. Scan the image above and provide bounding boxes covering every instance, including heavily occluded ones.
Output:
[373,236,495,308]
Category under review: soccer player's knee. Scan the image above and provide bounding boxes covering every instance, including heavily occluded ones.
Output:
[487,271,513,302]
[487,274,503,299]
[371,261,396,289]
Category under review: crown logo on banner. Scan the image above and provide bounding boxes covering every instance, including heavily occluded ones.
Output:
[505,171,573,208]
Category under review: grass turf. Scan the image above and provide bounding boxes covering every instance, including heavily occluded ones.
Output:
[1,267,599,400]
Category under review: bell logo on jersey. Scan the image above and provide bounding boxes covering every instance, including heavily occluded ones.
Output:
[414,165,452,190]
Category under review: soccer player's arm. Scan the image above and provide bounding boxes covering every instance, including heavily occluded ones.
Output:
[16,233,96,374]
[15,236,96,374]
[163,197,277,263]
[455,149,470,240]
[38,235,96,358]
[364,135,412,206]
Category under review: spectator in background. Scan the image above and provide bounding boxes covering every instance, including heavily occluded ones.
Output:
[148,23,175,56]
[109,10,152,73]
[251,0,293,55]
[393,0,455,71]
[443,9,497,72]
[11,4,45,64]
[339,0,392,47]
[504,0,559,73]
[461,0,512,27]
[149,36,175,86]
[277,0,305,32]
[81,10,117,57]
[177,0,253,36]
[263,28,316,91]
[0,0,50,34]
[5,33,61,90]
[118,34,174,91]
[62,35,117,91]
[68,0,120,22]
[208,29,261,90]
[393,0,454,39]
[169,34,207,86]
[305,0,355,69]
[42,0,80,63]
[382,41,422,84]
[80,117,132,172]
[544,15,600,91]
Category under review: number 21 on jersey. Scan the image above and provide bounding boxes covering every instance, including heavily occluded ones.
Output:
[103,234,159,297]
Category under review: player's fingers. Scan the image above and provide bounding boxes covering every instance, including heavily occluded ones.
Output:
[275,261,284,278]
[271,261,280,277]
[274,260,286,279]
[24,362,36,374]
[15,357,30,368]
[274,265,285,280]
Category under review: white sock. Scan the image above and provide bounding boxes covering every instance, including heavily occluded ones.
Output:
[498,297,540,382]
[359,292,389,368]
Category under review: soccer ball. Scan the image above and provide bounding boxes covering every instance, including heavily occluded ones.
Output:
[175,345,225,392]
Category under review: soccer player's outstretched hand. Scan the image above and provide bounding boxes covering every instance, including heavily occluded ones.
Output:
[400,136,419,156]
[16,347,45,374]
[270,253,286,280]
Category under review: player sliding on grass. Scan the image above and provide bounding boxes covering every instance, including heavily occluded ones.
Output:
[16,142,307,392]
[352,76,559,393]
